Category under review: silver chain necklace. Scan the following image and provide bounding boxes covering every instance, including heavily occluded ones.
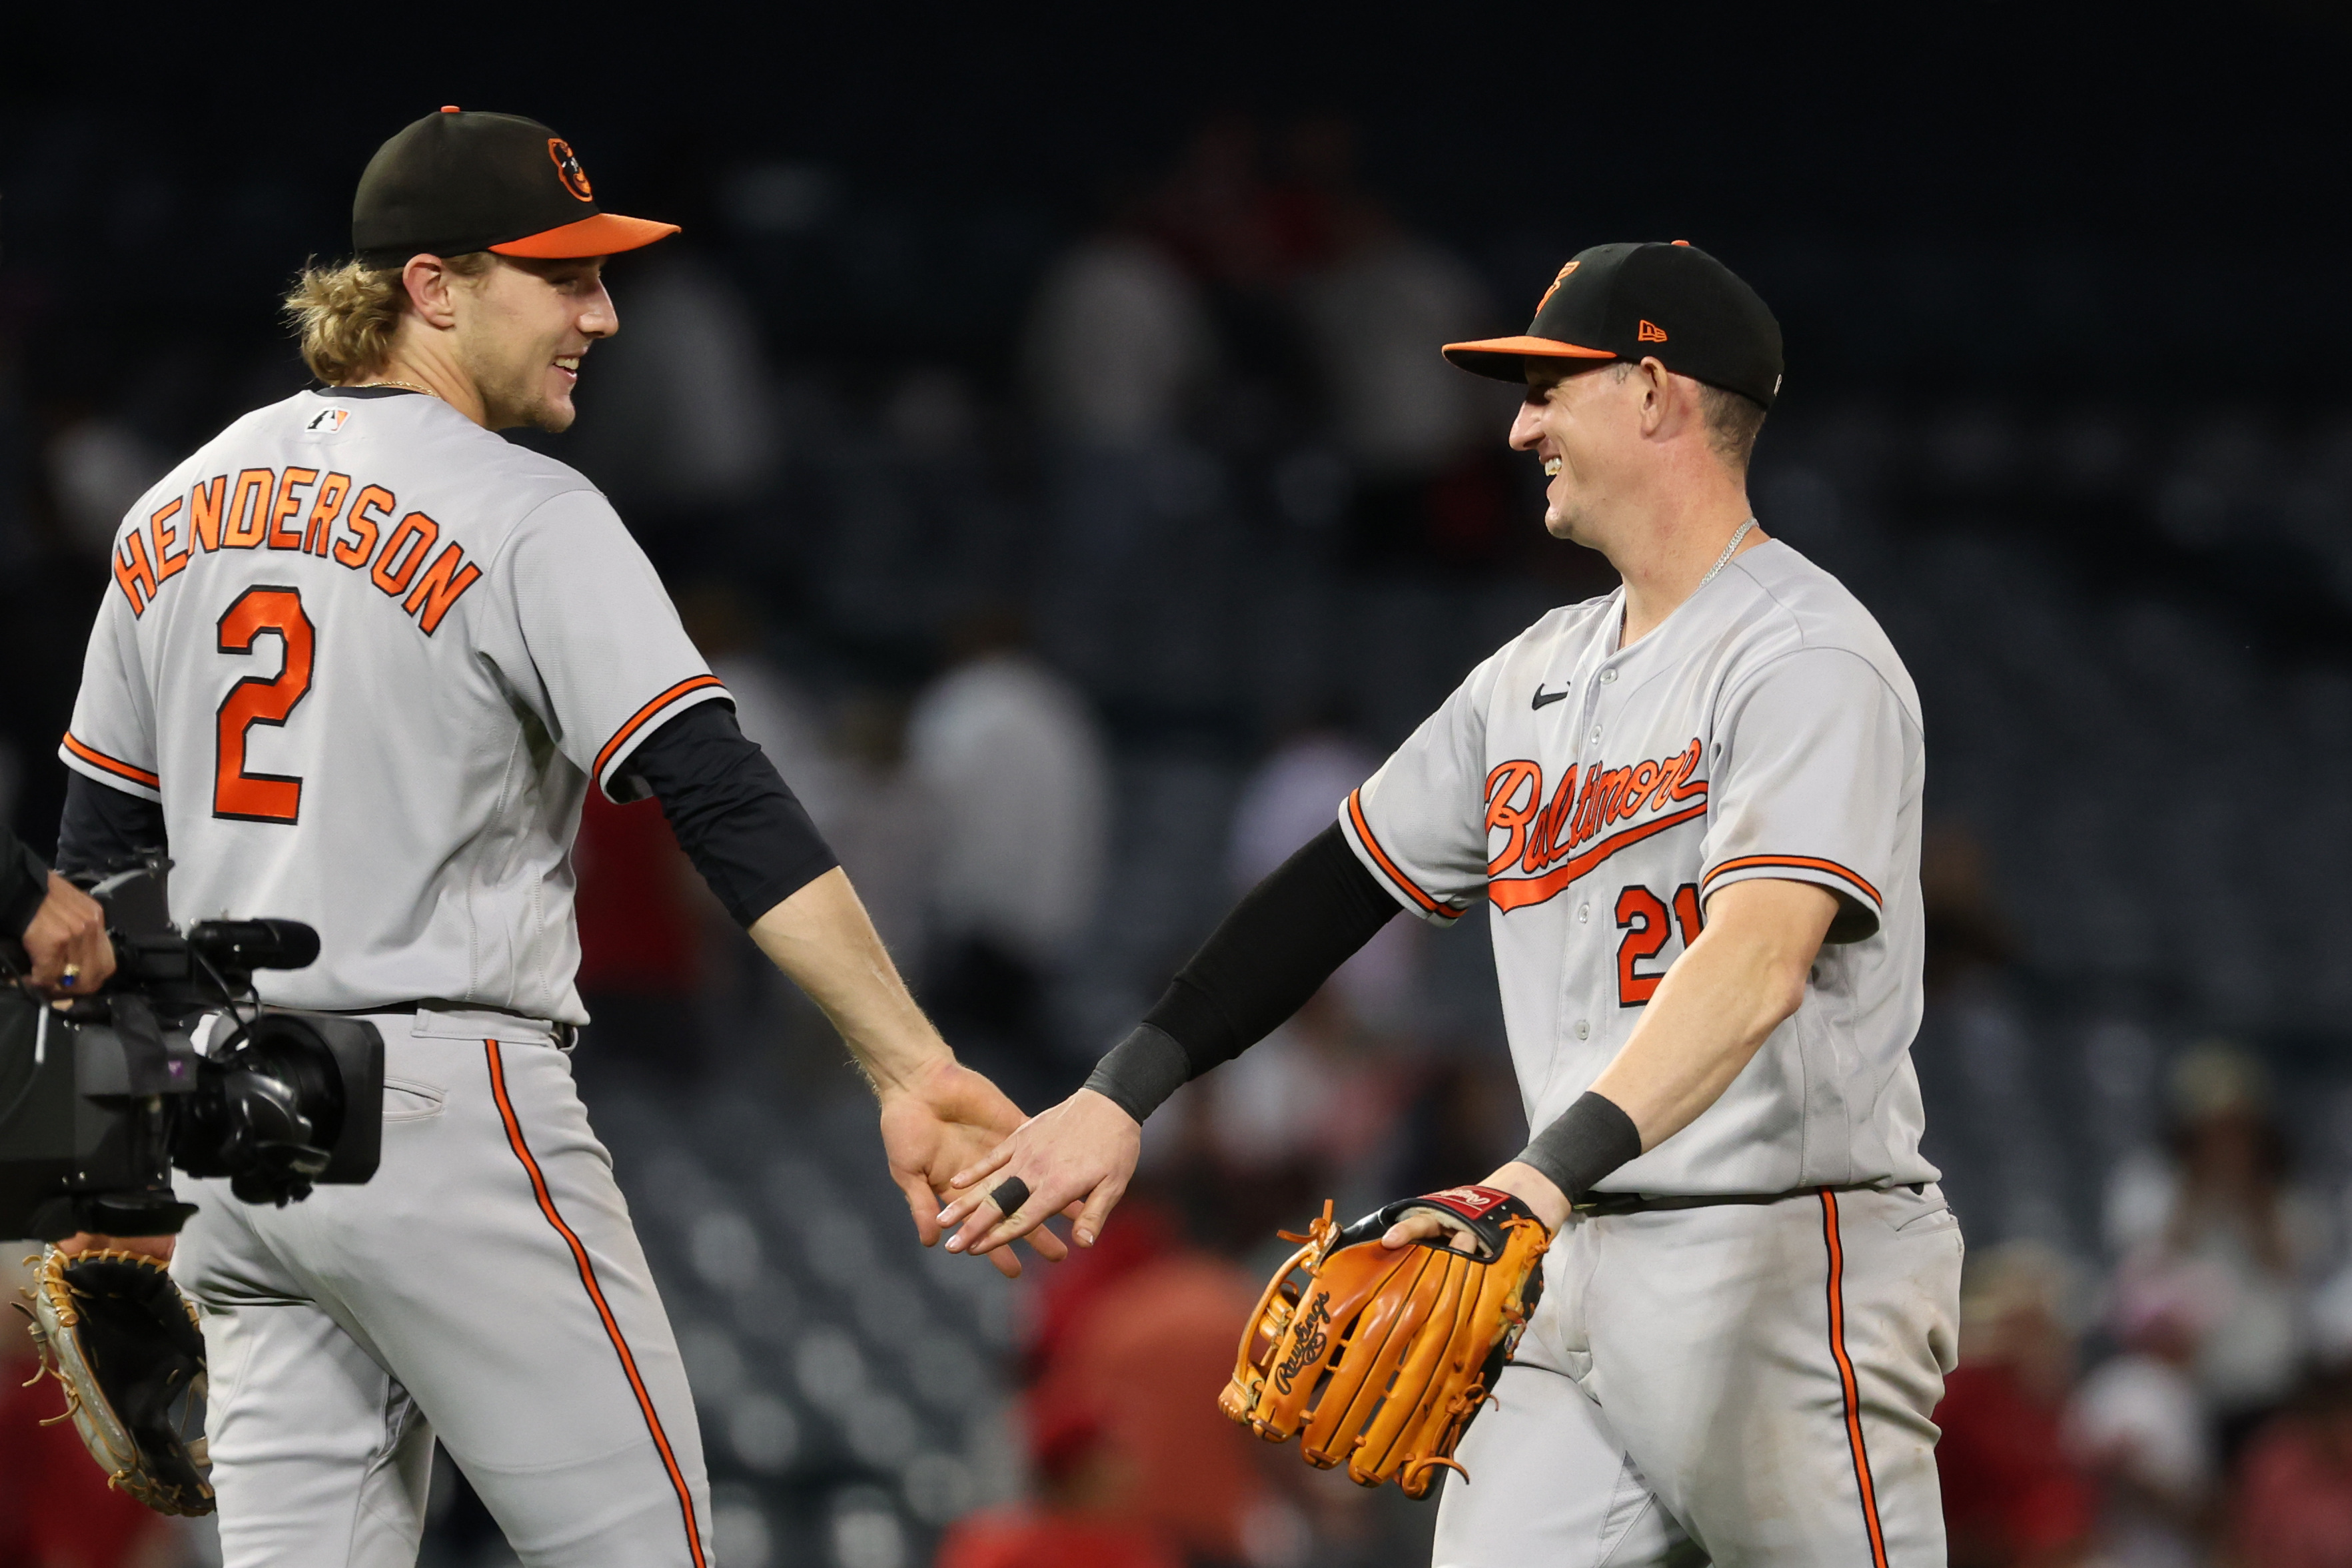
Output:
[1698,517,1758,588]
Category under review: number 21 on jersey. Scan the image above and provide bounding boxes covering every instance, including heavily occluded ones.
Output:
[215,585,315,824]
[1616,883,1702,1006]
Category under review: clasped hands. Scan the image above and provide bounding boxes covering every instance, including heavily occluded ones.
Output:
[924,1086,1572,1266]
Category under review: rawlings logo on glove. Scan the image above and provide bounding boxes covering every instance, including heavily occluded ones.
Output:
[1218,1186,1550,1497]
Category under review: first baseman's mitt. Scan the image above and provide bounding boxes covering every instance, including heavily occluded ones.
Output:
[21,1247,214,1516]
[1218,1185,1549,1497]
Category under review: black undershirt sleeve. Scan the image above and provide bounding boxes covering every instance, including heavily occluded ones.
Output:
[0,825,51,939]
[616,701,840,927]
[55,773,169,883]
[1083,823,1399,1123]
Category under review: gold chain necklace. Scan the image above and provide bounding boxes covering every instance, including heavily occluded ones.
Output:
[354,378,440,400]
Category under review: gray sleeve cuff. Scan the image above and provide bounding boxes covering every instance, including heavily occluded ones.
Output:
[1082,1024,1193,1125]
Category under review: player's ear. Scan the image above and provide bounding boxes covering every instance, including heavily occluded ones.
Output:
[399,255,463,331]
[1634,356,1676,436]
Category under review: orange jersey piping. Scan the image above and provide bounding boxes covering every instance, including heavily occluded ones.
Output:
[592,675,726,785]
[1702,855,1882,908]
[486,1043,708,1568]
[1346,789,1461,922]
[61,732,161,791]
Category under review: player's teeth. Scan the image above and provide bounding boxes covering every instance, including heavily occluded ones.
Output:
[1543,458,1562,477]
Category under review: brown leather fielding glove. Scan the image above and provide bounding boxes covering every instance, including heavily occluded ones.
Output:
[1218,1184,1550,1497]
[22,1247,214,1516]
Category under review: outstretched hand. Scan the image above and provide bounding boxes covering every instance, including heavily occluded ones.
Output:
[935,1087,1142,1258]
[880,1058,1069,1279]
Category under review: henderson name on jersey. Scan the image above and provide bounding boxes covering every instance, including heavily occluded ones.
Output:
[60,386,729,1024]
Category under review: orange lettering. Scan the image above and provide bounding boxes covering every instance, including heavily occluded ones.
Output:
[1602,767,1637,825]
[149,497,189,584]
[1665,740,1706,801]
[113,530,159,615]
[403,542,483,634]
[267,467,318,550]
[371,512,439,596]
[1624,760,1660,820]
[1569,767,1602,845]
[223,468,274,548]
[334,485,394,569]
[188,475,227,552]
[1482,761,1542,877]
[1524,767,1580,873]
[303,473,351,556]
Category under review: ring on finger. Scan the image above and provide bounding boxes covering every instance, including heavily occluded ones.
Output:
[59,965,81,989]
[988,1176,1031,1223]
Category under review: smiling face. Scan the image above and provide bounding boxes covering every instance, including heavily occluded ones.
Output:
[446,255,616,432]
[1508,361,1644,544]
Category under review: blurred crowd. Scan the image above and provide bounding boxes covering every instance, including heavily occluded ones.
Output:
[1938,1042,2352,1568]
[8,105,2352,1568]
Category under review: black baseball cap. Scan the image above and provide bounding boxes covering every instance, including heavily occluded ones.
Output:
[1444,241,1783,409]
[352,107,678,270]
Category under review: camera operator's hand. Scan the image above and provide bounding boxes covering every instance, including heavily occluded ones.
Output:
[58,1232,175,1262]
[21,873,115,998]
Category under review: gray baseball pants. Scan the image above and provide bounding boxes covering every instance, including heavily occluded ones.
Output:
[172,1011,714,1568]
[1433,1183,1963,1566]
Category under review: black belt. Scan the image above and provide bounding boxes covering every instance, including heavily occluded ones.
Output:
[1572,1181,1919,1219]
[312,998,578,1048]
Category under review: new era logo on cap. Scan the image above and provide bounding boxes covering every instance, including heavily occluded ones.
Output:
[1638,320,1668,342]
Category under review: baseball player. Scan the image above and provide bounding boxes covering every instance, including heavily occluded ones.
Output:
[54,108,1059,1567]
[942,242,1964,1565]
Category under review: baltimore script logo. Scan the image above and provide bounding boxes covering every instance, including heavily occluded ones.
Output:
[1483,740,1708,913]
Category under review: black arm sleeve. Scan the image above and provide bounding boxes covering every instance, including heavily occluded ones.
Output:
[0,825,48,939]
[55,772,168,883]
[1083,823,1401,1122]
[616,701,840,927]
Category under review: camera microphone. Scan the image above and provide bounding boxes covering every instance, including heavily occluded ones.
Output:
[187,920,320,975]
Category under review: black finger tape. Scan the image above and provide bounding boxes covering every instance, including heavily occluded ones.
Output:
[988,1176,1031,1218]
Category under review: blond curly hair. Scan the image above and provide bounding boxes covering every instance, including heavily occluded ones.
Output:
[283,253,492,384]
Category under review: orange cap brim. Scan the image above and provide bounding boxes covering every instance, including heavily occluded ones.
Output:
[490,211,680,259]
[1441,335,1616,381]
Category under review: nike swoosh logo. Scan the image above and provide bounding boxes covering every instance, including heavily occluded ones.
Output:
[1532,685,1571,709]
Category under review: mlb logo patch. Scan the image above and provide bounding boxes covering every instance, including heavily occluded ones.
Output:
[306,407,350,433]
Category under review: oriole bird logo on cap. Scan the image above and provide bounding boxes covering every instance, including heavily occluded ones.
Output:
[548,139,594,202]
[1536,260,1580,313]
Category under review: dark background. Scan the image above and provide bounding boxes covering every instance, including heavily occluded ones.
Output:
[6,7,2352,1567]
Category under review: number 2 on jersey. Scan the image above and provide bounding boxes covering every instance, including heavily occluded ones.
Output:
[215,586,315,823]
[1616,883,1704,1006]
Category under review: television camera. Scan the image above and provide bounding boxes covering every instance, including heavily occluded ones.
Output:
[0,857,381,1240]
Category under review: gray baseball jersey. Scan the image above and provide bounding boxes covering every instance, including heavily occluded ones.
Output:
[61,387,728,1023]
[1339,537,1936,1197]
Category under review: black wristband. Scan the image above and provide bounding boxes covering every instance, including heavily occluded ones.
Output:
[1082,1024,1191,1124]
[1516,1092,1644,1205]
